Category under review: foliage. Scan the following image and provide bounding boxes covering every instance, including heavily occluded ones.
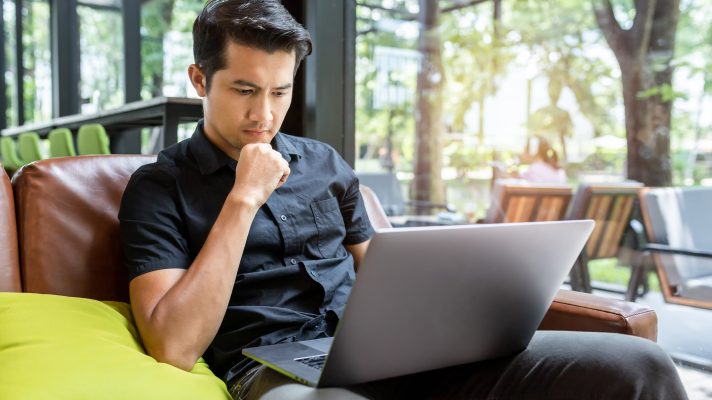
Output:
[21,1,51,123]
[579,147,625,174]
[78,5,125,111]
[440,4,515,138]
[355,1,419,171]
[141,0,176,98]
[444,141,493,179]
[509,0,620,138]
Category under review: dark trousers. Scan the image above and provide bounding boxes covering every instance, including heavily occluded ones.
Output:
[231,331,688,400]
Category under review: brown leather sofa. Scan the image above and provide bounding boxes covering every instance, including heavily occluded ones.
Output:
[0,164,20,292]
[1,156,657,344]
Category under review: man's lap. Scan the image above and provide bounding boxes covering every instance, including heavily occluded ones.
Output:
[230,331,687,400]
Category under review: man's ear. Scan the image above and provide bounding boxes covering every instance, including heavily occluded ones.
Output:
[188,64,207,97]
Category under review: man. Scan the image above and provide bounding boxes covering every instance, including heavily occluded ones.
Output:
[119,1,687,399]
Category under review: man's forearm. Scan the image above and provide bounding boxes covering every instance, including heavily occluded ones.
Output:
[137,194,259,370]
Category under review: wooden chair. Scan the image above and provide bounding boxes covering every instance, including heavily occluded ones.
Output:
[566,182,643,293]
[627,187,712,309]
[482,179,573,223]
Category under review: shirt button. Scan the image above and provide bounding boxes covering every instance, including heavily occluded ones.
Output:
[280,214,287,221]
[309,270,318,278]
[290,258,298,265]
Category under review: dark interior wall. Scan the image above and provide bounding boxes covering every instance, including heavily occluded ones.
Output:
[281,1,306,140]
[282,0,356,166]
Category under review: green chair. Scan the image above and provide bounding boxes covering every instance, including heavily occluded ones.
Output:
[48,128,77,157]
[17,132,45,163]
[77,124,111,155]
[1,137,25,172]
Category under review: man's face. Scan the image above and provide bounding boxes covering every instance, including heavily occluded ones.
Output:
[189,41,295,160]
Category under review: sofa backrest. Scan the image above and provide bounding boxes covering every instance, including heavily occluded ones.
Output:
[0,166,20,292]
[12,155,155,301]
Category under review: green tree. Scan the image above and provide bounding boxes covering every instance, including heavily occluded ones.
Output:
[511,0,621,145]
[594,0,681,186]
[441,4,514,144]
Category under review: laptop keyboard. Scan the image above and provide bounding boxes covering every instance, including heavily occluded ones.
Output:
[294,354,327,370]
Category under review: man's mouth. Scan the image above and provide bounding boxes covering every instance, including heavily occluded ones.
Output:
[243,129,269,136]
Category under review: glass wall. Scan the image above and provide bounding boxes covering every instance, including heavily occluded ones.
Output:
[78,0,124,114]
[140,0,202,144]
[0,0,203,129]
[355,0,712,219]
[23,0,51,123]
[141,0,202,100]
[355,0,712,373]
[3,0,18,126]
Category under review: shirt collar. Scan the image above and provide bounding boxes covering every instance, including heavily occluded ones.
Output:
[190,120,237,175]
[190,120,302,176]
[272,132,302,162]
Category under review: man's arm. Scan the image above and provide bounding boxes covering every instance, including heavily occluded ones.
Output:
[345,240,370,272]
[128,144,289,371]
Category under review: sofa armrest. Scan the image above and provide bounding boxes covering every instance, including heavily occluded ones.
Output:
[538,290,657,342]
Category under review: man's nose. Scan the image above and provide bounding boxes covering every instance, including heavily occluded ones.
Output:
[248,96,274,123]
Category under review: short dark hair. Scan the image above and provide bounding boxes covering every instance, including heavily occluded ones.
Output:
[192,0,312,92]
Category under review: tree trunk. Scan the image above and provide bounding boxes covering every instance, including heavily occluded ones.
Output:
[594,0,679,186]
[414,0,445,209]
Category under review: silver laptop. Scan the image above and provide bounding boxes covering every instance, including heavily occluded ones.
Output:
[243,220,594,388]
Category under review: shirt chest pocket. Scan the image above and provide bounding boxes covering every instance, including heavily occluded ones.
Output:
[310,196,346,258]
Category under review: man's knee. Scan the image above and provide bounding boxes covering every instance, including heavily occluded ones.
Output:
[576,333,677,377]
[556,332,686,399]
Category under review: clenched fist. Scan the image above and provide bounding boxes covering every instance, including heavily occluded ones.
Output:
[230,143,290,209]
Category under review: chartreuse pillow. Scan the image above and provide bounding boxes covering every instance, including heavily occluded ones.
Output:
[0,292,231,400]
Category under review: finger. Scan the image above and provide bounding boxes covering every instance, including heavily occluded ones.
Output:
[276,166,290,188]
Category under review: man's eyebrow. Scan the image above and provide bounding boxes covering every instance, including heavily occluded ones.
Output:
[233,80,293,90]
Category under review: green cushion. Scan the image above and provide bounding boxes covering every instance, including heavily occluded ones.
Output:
[0,292,231,400]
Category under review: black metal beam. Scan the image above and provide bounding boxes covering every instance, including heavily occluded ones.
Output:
[123,0,140,102]
[114,0,142,154]
[0,1,7,130]
[14,0,24,124]
[280,1,306,140]
[50,0,80,117]
[303,0,356,166]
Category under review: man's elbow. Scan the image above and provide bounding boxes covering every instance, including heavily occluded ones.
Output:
[146,341,200,372]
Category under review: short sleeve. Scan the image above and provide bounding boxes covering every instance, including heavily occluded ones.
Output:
[338,163,375,245]
[119,165,192,281]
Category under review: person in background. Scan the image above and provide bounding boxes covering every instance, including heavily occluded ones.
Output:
[520,135,567,183]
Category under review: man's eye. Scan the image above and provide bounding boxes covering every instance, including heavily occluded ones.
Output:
[273,91,286,97]
[236,89,252,95]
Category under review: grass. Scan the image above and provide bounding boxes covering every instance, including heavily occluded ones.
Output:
[588,258,661,293]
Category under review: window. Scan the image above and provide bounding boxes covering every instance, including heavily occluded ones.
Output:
[78,1,124,114]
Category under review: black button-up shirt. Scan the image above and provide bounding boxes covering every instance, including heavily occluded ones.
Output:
[119,121,374,381]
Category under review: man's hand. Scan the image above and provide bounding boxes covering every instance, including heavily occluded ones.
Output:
[232,143,291,208]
